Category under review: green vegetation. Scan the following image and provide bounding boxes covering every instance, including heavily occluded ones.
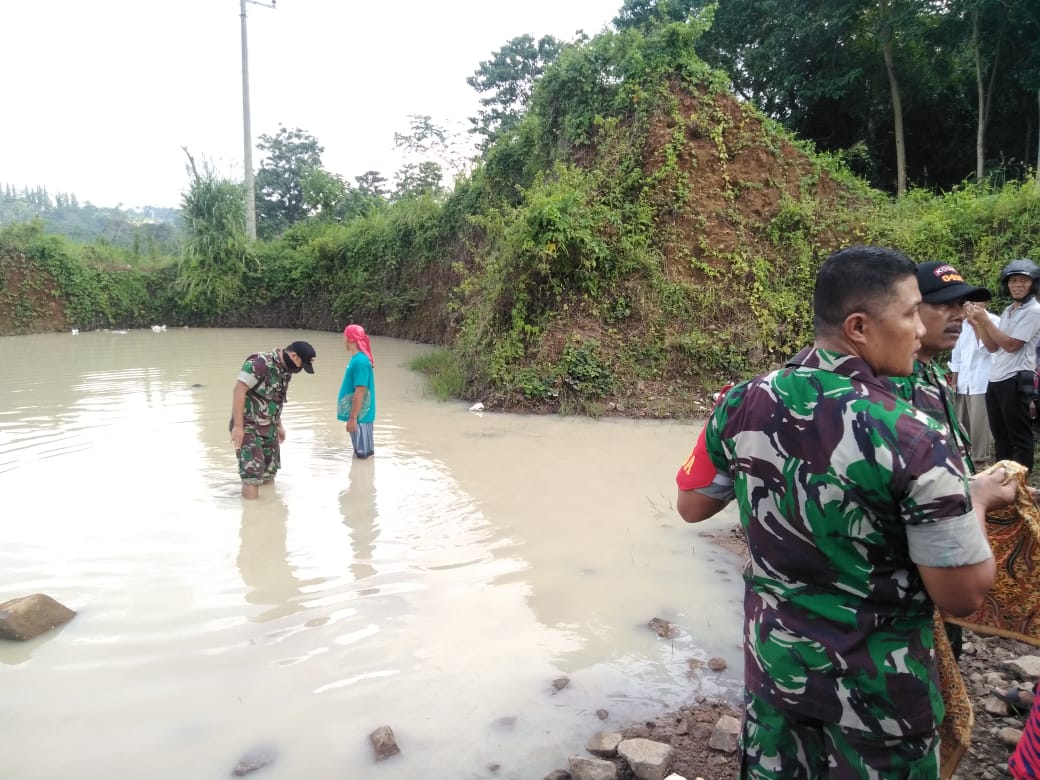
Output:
[3,1,1040,419]
[409,349,465,400]
[0,184,181,260]
[0,221,170,333]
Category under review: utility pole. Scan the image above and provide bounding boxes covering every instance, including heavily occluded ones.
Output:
[240,0,276,240]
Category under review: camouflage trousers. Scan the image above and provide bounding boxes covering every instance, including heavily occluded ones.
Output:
[741,690,940,779]
[237,425,281,486]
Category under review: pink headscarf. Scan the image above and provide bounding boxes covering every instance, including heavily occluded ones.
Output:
[344,324,374,366]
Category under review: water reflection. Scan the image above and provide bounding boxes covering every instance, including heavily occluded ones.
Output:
[236,491,305,622]
[339,458,378,586]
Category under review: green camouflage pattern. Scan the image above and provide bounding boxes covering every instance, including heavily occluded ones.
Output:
[703,348,972,743]
[240,350,293,435]
[890,360,975,473]
[236,350,294,484]
[237,426,280,485]
[742,689,940,778]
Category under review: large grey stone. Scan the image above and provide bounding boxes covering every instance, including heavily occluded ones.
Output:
[0,594,76,641]
[569,755,618,780]
[708,714,741,753]
[1007,655,1040,680]
[586,731,623,758]
[617,738,673,780]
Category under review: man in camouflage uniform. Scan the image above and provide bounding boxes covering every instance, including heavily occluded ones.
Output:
[676,246,1014,779]
[231,340,316,499]
[890,261,992,659]
[890,261,991,473]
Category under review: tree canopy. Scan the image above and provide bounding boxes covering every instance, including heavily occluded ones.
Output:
[255,126,325,238]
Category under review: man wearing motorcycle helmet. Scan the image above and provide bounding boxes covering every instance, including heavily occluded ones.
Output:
[967,258,1040,471]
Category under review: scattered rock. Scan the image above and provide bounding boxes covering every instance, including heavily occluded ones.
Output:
[569,754,618,780]
[624,723,653,739]
[618,737,673,780]
[708,715,741,753]
[369,724,400,761]
[544,770,571,780]
[586,731,623,758]
[487,761,501,772]
[984,696,1011,717]
[998,727,1023,748]
[231,742,278,776]
[595,709,609,721]
[706,657,727,672]
[1007,655,1040,680]
[648,618,675,639]
[553,676,571,692]
[0,593,76,641]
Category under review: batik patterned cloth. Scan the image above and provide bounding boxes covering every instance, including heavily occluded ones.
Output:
[948,460,1040,644]
[939,460,1039,778]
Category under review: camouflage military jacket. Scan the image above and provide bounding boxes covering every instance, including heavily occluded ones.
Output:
[890,359,975,473]
[238,350,293,434]
[702,347,973,736]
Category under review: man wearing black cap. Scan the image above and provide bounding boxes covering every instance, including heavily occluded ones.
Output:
[230,340,316,499]
[891,261,993,661]
[891,261,993,474]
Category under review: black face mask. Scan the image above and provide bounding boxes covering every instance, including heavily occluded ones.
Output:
[283,349,303,374]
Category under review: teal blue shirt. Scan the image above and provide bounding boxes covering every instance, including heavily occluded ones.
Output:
[337,352,376,424]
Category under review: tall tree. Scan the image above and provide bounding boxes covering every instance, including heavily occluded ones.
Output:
[874,0,914,195]
[254,126,324,239]
[467,34,564,146]
[354,171,390,200]
[393,162,444,200]
[394,115,471,176]
[612,0,702,31]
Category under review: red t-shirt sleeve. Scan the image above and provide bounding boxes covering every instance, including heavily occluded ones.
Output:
[675,383,733,491]
[676,425,718,490]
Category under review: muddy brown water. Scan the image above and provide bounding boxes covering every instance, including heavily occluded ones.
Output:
[0,327,744,779]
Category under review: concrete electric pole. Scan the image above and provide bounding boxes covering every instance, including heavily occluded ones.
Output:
[240,0,276,241]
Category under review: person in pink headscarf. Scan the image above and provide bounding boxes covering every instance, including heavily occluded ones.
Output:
[337,324,376,458]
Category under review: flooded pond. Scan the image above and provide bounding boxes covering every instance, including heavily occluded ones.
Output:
[0,328,743,779]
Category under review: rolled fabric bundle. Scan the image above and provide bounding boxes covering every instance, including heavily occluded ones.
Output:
[940,459,1039,778]
[948,460,1040,646]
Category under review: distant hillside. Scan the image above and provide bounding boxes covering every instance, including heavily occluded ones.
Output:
[0,185,182,258]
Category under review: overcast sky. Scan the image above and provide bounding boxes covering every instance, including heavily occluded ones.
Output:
[1,0,624,209]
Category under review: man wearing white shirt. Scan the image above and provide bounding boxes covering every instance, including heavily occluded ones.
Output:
[950,302,1000,467]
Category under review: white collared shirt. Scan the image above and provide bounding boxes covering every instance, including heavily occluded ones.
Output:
[948,311,1000,394]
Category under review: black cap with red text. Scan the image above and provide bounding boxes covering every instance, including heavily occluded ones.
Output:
[915,261,992,304]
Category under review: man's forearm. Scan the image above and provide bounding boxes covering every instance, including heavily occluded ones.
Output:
[232,382,248,426]
[350,388,367,421]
